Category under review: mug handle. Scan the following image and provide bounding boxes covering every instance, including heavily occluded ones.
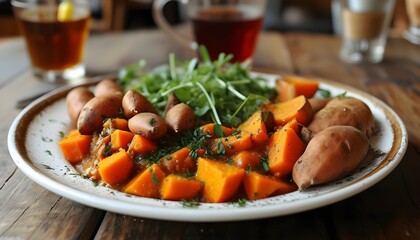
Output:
[152,0,198,51]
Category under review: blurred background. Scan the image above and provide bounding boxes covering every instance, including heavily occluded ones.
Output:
[0,0,410,38]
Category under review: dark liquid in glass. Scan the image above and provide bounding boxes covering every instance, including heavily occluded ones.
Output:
[191,6,263,62]
[16,9,90,71]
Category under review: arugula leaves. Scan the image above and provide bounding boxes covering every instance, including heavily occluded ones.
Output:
[118,49,276,127]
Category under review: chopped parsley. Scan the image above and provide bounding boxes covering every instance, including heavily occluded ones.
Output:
[260,156,270,172]
[181,200,201,208]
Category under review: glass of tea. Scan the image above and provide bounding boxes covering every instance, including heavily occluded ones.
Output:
[153,0,266,63]
[12,0,90,84]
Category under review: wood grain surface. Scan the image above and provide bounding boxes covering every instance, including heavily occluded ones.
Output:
[0,30,419,239]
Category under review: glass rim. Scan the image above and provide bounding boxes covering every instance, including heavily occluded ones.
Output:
[11,0,90,8]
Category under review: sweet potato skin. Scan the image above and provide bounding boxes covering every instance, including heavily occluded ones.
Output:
[308,97,331,113]
[165,103,196,133]
[308,97,374,137]
[128,112,167,140]
[66,87,94,126]
[292,125,369,190]
[94,78,122,97]
[122,89,158,118]
[77,93,123,135]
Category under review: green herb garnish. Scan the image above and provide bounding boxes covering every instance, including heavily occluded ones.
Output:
[118,49,276,127]
[317,88,331,98]
[260,156,270,172]
[237,198,248,207]
[151,168,159,185]
[216,140,226,155]
[181,200,201,208]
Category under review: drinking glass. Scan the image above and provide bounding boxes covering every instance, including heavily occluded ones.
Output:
[404,0,420,45]
[12,0,91,83]
[339,0,396,63]
[153,0,266,63]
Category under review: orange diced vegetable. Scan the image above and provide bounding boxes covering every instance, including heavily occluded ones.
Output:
[160,147,205,174]
[262,95,313,126]
[281,118,300,133]
[67,129,82,137]
[232,150,261,169]
[272,179,298,196]
[160,174,203,200]
[124,164,166,198]
[110,129,134,151]
[268,127,305,178]
[200,123,235,137]
[98,150,134,185]
[276,75,319,102]
[243,171,285,200]
[103,118,129,131]
[239,111,270,144]
[196,157,245,203]
[128,134,158,155]
[59,133,92,164]
[112,118,129,130]
[210,132,253,155]
[276,80,295,103]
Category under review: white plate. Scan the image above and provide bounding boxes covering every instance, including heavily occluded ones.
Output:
[8,74,408,222]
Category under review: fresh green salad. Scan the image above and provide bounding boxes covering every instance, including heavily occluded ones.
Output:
[118,48,277,127]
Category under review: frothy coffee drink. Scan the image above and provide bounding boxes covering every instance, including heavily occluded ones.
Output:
[343,9,385,40]
[339,0,395,63]
[406,0,420,27]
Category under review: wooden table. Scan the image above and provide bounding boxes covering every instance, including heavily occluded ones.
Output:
[1,29,419,239]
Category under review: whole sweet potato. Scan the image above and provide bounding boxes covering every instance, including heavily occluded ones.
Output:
[308,97,374,137]
[77,93,123,135]
[94,79,122,97]
[122,89,158,118]
[128,112,167,140]
[163,93,180,115]
[165,103,195,133]
[66,87,94,125]
[308,97,331,113]
[292,125,369,190]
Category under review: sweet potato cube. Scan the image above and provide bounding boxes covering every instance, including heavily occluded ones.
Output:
[239,111,272,144]
[160,147,204,174]
[98,149,134,185]
[124,164,166,198]
[210,132,253,155]
[128,134,158,155]
[276,80,295,103]
[111,129,134,151]
[59,133,91,164]
[103,118,129,131]
[243,172,285,200]
[262,95,313,126]
[200,123,235,137]
[160,175,203,200]
[276,75,319,102]
[281,118,300,134]
[272,180,298,196]
[196,157,245,203]
[268,127,305,178]
[232,150,261,169]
